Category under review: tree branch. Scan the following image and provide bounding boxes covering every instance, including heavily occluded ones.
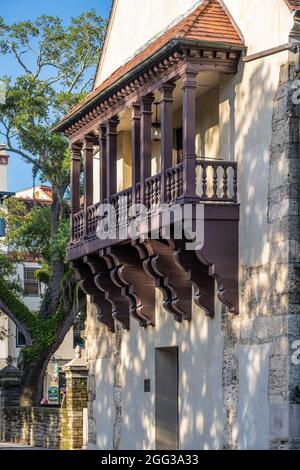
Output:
[0,297,32,346]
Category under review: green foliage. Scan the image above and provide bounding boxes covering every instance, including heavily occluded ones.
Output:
[0,10,101,369]
[0,10,105,186]
[0,276,64,364]
[0,197,51,261]
[0,253,23,296]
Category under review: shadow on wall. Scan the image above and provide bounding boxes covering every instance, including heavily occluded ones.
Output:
[91,57,284,450]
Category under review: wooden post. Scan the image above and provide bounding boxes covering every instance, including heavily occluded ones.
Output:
[83,134,94,238]
[106,117,119,202]
[160,81,175,203]
[70,143,82,240]
[131,102,141,205]
[99,124,107,203]
[178,65,199,203]
[140,94,154,204]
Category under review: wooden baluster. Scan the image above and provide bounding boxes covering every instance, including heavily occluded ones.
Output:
[179,165,183,197]
[233,164,238,202]
[145,182,150,209]
[157,176,161,206]
[166,172,171,203]
[222,165,228,200]
[128,191,132,217]
[202,163,207,200]
[212,164,218,200]
[172,170,176,203]
[175,168,180,199]
[119,196,123,226]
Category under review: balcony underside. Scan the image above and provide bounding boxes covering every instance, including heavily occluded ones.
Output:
[70,203,239,332]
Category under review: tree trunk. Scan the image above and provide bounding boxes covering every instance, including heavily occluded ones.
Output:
[39,186,65,318]
[19,298,78,406]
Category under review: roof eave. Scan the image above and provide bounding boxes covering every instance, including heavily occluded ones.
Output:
[52,38,244,135]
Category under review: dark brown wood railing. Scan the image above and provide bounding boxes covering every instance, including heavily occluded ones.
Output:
[195,159,237,202]
[72,159,238,243]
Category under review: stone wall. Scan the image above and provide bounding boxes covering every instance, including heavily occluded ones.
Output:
[232,62,300,450]
[61,376,88,449]
[0,349,88,449]
[0,406,63,448]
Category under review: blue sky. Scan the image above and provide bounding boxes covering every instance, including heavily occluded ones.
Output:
[0,0,111,192]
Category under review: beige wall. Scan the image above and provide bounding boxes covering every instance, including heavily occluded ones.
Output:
[117,131,132,191]
[95,0,203,87]
[219,0,292,267]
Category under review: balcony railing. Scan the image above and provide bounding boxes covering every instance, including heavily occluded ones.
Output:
[71,159,237,244]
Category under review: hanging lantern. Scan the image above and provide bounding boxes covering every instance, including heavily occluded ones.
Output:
[151,102,161,141]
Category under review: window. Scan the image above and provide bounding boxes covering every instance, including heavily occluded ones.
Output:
[24,267,39,296]
[73,328,85,349]
[16,326,26,348]
[73,308,86,349]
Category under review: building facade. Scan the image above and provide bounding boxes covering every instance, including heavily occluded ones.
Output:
[54,0,300,450]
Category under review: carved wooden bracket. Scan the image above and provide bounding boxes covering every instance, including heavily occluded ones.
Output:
[84,254,130,330]
[171,239,215,317]
[133,239,192,322]
[196,205,239,314]
[107,244,156,327]
[70,259,115,332]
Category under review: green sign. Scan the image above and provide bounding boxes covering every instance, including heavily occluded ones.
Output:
[48,386,59,402]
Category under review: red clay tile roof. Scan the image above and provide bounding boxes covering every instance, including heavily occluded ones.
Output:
[55,0,243,130]
[285,0,300,9]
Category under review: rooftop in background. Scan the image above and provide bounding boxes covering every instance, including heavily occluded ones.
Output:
[15,185,53,202]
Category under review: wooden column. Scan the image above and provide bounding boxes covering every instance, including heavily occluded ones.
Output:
[106,117,119,202]
[99,124,107,203]
[83,134,94,237]
[140,94,154,204]
[179,65,199,202]
[70,143,82,214]
[160,81,175,203]
[131,102,141,204]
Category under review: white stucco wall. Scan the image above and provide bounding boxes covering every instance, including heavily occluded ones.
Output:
[95,0,204,87]
[90,291,225,450]
[220,0,292,267]
[87,0,294,450]
[236,343,273,450]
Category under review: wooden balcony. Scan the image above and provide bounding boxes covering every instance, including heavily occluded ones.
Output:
[70,159,237,246]
[63,45,243,332]
[69,158,239,331]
